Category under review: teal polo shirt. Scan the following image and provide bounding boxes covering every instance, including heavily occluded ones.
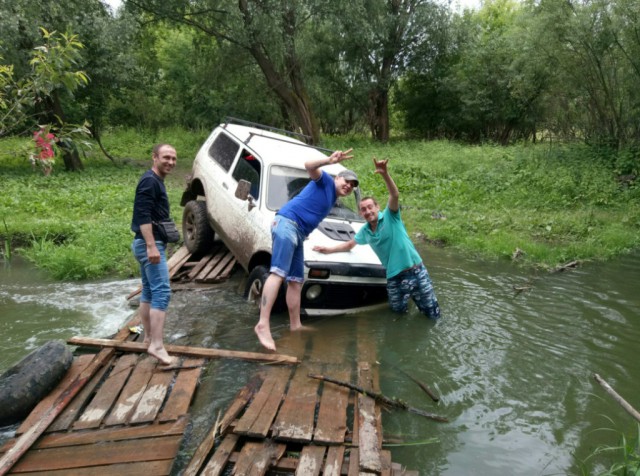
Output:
[354,207,422,279]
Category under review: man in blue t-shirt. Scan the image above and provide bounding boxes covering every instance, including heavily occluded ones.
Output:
[314,158,440,319]
[255,148,357,351]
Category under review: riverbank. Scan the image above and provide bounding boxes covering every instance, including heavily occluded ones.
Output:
[1,129,638,279]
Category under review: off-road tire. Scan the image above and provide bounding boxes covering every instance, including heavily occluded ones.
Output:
[244,265,287,313]
[182,200,215,255]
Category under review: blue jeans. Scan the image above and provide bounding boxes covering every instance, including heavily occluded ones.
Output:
[132,239,171,311]
[387,263,440,319]
[270,215,305,283]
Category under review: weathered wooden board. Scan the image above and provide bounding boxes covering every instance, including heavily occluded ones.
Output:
[199,253,235,283]
[194,248,227,282]
[74,354,138,430]
[323,446,346,476]
[271,366,320,442]
[129,366,175,424]
[347,448,359,476]
[199,433,239,476]
[16,354,94,435]
[10,434,183,473]
[234,367,291,437]
[0,349,115,475]
[295,445,326,476]
[380,449,393,476]
[10,460,174,476]
[314,369,350,444]
[232,441,286,476]
[357,362,382,474]
[103,356,156,426]
[184,375,262,476]
[187,252,215,280]
[67,336,299,364]
[159,358,204,422]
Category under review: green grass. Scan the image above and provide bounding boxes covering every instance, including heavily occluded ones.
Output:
[1,129,639,279]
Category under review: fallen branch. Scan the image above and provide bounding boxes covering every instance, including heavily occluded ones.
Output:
[308,373,448,423]
[594,373,640,424]
[389,364,440,402]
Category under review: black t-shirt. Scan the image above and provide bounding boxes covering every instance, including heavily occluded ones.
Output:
[131,169,170,241]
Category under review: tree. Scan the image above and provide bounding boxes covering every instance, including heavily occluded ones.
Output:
[127,0,322,143]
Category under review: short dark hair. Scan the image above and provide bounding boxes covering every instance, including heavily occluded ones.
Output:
[152,143,173,156]
[359,196,378,207]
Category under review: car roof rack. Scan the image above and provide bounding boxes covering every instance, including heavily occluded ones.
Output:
[222,116,334,154]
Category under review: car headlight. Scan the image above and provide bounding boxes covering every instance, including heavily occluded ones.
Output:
[305,284,323,300]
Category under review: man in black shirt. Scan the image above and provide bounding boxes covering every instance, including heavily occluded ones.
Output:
[131,144,177,366]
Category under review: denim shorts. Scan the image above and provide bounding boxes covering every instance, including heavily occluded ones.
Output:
[270,215,305,283]
[387,263,440,319]
[132,238,171,311]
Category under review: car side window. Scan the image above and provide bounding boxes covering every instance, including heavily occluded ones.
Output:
[232,151,261,199]
[208,133,239,171]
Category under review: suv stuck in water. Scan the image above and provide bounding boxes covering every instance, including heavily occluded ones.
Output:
[180,118,387,315]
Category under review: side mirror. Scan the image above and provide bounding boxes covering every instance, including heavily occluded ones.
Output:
[235,180,251,200]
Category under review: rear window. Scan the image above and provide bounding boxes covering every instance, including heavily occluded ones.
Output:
[208,133,239,171]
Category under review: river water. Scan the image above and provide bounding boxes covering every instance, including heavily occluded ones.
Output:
[1,247,638,475]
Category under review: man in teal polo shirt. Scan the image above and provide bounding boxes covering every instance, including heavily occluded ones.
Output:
[314,158,440,319]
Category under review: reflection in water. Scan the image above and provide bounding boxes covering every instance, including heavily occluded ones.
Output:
[1,249,639,475]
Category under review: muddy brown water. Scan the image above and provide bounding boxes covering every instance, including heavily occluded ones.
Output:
[1,247,639,475]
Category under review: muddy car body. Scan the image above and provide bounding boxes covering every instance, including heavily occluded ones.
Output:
[180,119,387,316]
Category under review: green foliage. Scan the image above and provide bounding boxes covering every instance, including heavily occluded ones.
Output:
[579,424,640,476]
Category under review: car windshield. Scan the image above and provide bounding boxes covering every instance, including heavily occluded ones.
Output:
[267,165,363,222]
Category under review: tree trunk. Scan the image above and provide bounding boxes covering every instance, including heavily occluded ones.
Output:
[369,87,390,142]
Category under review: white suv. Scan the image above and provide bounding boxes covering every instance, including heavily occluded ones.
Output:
[180,118,387,316]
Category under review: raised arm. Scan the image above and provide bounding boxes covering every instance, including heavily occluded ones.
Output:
[305,148,354,181]
[373,158,399,212]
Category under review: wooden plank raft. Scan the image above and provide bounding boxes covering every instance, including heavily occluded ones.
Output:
[184,329,421,476]
[0,350,205,475]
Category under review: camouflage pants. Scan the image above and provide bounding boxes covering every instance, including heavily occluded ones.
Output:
[387,263,440,319]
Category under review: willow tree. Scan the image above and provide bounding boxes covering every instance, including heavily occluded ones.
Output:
[127,0,322,143]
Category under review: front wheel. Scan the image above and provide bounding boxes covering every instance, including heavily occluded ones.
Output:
[244,265,287,313]
[182,200,214,255]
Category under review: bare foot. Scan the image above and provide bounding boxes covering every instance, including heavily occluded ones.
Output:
[157,356,180,368]
[290,324,316,332]
[148,345,174,365]
[254,323,276,351]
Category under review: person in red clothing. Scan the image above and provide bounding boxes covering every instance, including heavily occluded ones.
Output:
[32,126,56,175]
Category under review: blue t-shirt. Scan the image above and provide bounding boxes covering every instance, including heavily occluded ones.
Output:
[277,170,336,237]
[354,207,422,279]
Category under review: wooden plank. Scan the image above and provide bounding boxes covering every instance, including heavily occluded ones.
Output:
[129,365,175,424]
[103,356,156,426]
[380,450,392,476]
[295,445,326,476]
[199,252,234,282]
[158,358,204,422]
[184,375,263,476]
[271,366,320,442]
[0,348,115,476]
[357,362,382,474]
[217,256,237,279]
[10,434,183,473]
[187,253,215,280]
[11,460,174,476]
[314,369,350,444]
[347,449,359,476]
[167,246,192,274]
[48,356,113,433]
[16,354,93,435]
[16,419,186,450]
[232,441,286,476]
[199,433,239,476]
[323,446,345,476]
[234,367,291,437]
[74,354,138,430]
[194,248,226,281]
[67,336,300,364]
